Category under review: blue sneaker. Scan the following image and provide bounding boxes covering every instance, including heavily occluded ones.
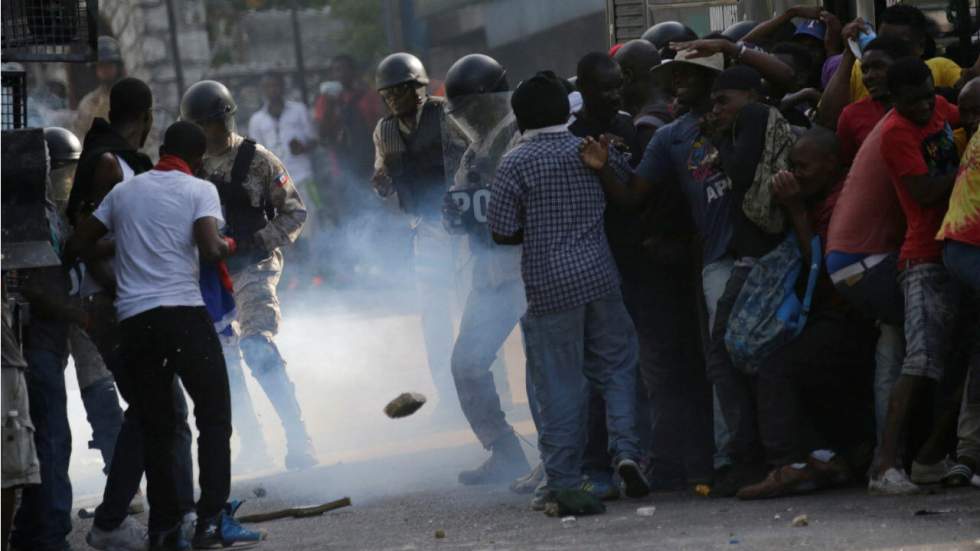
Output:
[192,502,266,549]
[582,476,620,501]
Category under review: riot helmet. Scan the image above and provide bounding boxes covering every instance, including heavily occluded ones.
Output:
[642,21,697,50]
[97,36,122,64]
[722,20,758,42]
[443,54,512,142]
[444,54,509,112]
[44,127,82,213]
[376,52,429,91]
[180,80,237,129]
[43,127,82,168]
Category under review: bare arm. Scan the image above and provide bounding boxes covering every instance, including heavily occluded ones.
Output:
[901,173,956,207]
[672,39,797,92]
[772,171,814,264]
[815,19,863,129]
[193,217,233,265]
[90,153,124,211]
[580,136,655,211]
[64,215,109,267]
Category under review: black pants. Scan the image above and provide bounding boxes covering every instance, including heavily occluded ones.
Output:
[755,314,876,466]
[119,306,231,535]
[705,265,761,464]
[85,294,194,532]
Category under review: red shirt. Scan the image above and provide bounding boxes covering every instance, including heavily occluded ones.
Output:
[881,96,960,264]
[837,97,888,166]
[828,119,906,255]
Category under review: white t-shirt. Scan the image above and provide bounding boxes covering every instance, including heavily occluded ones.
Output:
[247,100,315,182]
[93,169,224,321]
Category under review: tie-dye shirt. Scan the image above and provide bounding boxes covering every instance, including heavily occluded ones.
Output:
[937,130,980,246]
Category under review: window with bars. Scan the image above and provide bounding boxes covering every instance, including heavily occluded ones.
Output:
[1,0,98,62]
[1,71,27,131]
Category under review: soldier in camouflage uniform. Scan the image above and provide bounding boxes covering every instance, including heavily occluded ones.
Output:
[181,80,316,471]
[74,37,122,139]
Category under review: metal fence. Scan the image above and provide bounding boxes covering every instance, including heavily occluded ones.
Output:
[1,0,98,62]
[1,70,28,130]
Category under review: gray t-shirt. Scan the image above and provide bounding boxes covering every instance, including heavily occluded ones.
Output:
[635,112,734,265]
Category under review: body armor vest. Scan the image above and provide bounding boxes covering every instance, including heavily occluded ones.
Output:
[378,98,446,217]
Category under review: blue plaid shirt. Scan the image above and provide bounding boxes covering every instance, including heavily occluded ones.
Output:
[488,126,630,315]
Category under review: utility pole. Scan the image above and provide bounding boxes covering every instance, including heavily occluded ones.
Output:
[164,0,186,97]
[290,1,309,106]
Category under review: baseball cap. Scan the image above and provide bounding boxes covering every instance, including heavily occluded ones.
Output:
[794,19,827,42]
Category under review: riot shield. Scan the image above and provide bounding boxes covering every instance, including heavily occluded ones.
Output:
[441,91,519,235]
[2,128,61,270]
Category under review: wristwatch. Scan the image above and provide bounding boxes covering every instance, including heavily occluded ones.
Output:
[734,41,748,62]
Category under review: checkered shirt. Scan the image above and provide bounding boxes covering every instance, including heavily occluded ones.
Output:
[488,127,630,315]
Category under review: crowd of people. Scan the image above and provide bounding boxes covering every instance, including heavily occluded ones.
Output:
[2,2,979,550]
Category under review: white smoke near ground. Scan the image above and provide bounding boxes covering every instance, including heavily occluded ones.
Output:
[66,187,535,509]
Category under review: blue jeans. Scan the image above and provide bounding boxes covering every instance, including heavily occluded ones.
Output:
[520,291,642,490]
[702,258,734,469]
[11,347,72,551]
[451,278,526,448]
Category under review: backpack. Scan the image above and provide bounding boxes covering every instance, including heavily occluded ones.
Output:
[724,232,822,374]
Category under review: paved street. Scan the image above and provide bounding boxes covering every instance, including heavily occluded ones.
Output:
[67,436,980,550]
[61,293,980,550]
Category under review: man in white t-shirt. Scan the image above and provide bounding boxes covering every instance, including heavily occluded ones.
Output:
[248,73,318,223]
[66,122,265,549]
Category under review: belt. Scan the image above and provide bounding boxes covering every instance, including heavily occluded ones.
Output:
[829,253,890,285]
[899,258,940,271]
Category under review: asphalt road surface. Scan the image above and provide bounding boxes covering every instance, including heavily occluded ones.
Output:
[67,438,980,551]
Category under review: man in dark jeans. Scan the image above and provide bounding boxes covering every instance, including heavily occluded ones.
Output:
[68,78,196,550]
[570,51,712,492]
[67,122,263,549]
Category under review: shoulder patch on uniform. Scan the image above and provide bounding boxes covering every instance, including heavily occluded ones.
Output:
[274,172,290,188]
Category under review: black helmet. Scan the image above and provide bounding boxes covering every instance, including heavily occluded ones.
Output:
[641,21,697,49]
[722,20,758,42]
[444,54,508,111]
[376,52,429,91]
[43,127,82,168]
[180,80,237,125]
[97,36,122,64]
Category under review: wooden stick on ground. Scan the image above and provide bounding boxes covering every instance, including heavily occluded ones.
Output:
[238,497,352,523]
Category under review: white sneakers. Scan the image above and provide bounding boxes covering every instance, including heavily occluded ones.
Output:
[868,468,922,496]
[86,516,148,551]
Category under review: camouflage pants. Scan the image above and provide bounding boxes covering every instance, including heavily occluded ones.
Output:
[231,249,283,340]
[1,367,40,488]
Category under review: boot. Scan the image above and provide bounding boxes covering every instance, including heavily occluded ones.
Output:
[459,431,530,485]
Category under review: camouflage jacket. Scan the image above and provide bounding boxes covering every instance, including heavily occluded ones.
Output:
[201,133,307,251]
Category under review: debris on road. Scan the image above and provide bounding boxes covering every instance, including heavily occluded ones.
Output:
[914,509,953,516]
[792,514,809,527]
[384,392,427,418]
[636,506,657,517]
[238,497,352,523]
[434,529,446,539]
[561,516,577,527]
